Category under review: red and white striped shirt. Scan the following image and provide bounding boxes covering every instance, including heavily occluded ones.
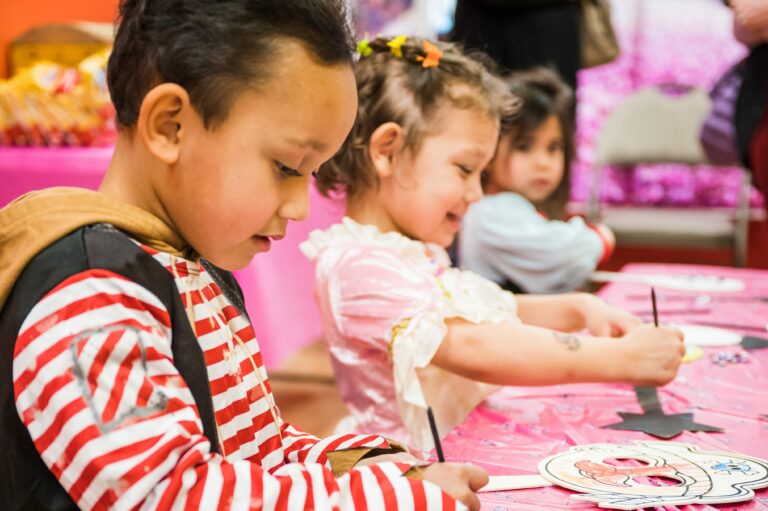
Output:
[13,243,461,510]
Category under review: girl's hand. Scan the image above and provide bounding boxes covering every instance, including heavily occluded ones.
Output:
[619,323,685,386]
[578,294,642,337]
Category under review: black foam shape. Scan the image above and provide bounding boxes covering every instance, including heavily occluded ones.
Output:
[742,335,768,350]
[602,387,723,439]
[603,411,724,439]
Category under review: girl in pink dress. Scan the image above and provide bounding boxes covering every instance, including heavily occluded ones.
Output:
[301,37,684,454]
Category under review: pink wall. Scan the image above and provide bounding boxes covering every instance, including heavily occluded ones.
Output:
[0,145,344,368]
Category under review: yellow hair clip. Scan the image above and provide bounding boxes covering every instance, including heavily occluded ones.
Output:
[357,37,373,58]
[387,35,408,58]
[416,40,443,69]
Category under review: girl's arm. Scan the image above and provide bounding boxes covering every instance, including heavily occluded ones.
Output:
[516,292,642,337]
[432,320,684,387]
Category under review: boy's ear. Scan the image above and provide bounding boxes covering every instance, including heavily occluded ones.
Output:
[368,122,405,177]
[137,83,191,165]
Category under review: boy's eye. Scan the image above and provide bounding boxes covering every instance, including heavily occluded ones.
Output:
[548,141,563,153]
[456,165,473,176]
[276,161,301,177]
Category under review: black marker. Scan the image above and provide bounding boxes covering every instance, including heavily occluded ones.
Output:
[426,406,445,462]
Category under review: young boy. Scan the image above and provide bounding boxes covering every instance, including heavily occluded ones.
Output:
[0,1,486,509]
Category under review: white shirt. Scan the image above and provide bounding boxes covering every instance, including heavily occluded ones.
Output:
[460,192,606,294]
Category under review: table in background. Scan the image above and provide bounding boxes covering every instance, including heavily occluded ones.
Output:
[439,263,768,510]
[0,146,343,367]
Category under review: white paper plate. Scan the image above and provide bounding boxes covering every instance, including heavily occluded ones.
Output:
[677,324,743,347]
[591,272,746,293]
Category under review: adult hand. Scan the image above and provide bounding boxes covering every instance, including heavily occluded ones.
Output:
[731,0,768,46]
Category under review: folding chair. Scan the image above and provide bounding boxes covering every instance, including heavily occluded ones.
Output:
[585,85,751,266]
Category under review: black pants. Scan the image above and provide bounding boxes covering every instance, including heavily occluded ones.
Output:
[451,1,581,91]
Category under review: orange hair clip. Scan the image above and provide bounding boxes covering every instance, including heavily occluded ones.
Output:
[417,40,443,69]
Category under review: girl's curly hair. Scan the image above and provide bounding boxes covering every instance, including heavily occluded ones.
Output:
[316,36,519,199]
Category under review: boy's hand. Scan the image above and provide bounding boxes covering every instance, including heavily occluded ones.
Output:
[355,452,489,509]
[620,324,685,386]
[579,295,642,337]
[422,463,489,511]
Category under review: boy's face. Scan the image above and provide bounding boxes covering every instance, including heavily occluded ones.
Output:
[157,41,357,270]
[487,115,565,203]
[381,106,499,248]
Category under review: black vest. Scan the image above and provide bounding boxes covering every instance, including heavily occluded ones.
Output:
[0,224,233,510]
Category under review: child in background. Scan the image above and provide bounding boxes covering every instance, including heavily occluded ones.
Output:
[460,68,615,294]
[302,37,684,453]
[0,3,487,510]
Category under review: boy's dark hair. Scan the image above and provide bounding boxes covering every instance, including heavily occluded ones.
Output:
[500,67,575,219]
[108,0,355,129]
[317,36,519,199]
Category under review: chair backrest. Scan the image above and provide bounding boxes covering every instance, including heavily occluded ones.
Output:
[587,84,751,267]
[595,85,711,166]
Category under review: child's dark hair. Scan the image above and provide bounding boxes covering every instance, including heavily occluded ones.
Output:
[501,67,575,219]
[317,36,519,199]
[108,0,355,129]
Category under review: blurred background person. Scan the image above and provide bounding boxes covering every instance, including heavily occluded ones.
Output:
[451,0,582,91]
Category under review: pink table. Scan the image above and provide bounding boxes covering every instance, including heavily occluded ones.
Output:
[0,147,341,367]
[439,264,768,510]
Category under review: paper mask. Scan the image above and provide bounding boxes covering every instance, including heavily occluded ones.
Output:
[539,441,768,509]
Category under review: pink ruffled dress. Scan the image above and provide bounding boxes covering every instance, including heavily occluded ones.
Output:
[301,218,520,452]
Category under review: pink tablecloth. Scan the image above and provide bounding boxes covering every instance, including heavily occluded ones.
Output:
[0,146,342,367]
[438,264,768,510]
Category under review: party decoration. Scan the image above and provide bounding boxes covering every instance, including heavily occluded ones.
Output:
[416,40,442,69]
[356,37,373,58]
[386,35,407,58]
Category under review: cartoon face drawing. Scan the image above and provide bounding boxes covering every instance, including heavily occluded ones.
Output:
[538,441,768,510]
[711,460,756,475]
